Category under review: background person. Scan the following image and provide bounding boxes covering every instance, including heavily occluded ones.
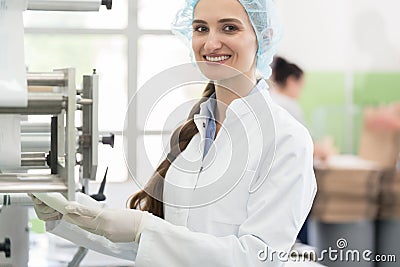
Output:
[270,56,305,124]
[271,56,337,163]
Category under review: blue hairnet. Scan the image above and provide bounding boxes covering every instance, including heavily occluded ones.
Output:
[171,0,283,79]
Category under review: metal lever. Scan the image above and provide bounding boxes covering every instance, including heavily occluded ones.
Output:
[68,247,88,267]
[90,167,107,201]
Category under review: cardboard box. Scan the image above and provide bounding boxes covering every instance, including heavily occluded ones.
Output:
[378,171,400,219]
[314,155,382,198]
[378,204,400,220]
[314,168,381,198]
[359,130,399,169]
[379,171,400,204]
[358,106,400,169]
[311,194,378,223]
[312,155,382,223]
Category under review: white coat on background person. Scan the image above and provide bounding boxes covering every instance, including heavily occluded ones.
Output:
[269,90,305,125]
[30,0,317,266]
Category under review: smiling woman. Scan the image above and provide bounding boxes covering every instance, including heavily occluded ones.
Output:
[191,0,258,81]
[31,1,317,266]
[172,0,283,79]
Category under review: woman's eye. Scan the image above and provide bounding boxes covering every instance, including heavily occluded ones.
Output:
[223,25,238,32]
[193,25,208,32]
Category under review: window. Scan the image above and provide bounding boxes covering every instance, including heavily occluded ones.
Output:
[24,1,128,182]
[135,1,205,184]
[23,0,203,185]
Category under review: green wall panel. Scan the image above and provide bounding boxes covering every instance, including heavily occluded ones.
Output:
[354,73,400,106]
[297,72,400,154]
[299,72,347,153]
[352,72,400,152]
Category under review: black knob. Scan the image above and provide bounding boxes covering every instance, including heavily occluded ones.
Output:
[101,0,112,10]
[0,238,11,258]
[101,133,115,148]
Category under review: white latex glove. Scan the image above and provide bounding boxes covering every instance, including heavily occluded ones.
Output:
[64,202,148,243]
[28,193,63,221]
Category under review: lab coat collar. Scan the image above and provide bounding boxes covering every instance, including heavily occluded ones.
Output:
[193,79,271,133]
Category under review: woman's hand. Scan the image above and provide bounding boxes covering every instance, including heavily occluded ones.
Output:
[64,203,147,243]
[29,194,63,221]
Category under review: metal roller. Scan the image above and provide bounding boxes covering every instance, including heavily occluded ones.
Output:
[0,174,67,193]
[21,122,51,133]
[21,133,50,153]
[0,94,65,115]
[27,0,112,11]
[21,152,47,167]
[27,72,67,87]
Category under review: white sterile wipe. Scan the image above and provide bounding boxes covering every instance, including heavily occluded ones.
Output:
[32,192,70,215]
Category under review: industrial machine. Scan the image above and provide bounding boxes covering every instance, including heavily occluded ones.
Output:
[0,1,113,266]
[0,68,115,195]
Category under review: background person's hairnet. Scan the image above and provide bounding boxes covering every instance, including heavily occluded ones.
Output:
[171,0,283,79]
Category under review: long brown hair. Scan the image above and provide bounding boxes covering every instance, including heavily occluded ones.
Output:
[127,82,216,218]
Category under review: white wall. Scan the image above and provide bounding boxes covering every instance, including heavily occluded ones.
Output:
[275,0,400,71]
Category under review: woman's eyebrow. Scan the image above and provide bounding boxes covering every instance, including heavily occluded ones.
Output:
[192,18,243,25]
[218,18,243,24]
[192,19,207,24]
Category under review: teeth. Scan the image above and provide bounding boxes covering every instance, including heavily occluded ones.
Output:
[205,55,230,62]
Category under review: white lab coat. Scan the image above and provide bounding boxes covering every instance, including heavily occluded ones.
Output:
[134,79,317,266]
[48,79,316,267]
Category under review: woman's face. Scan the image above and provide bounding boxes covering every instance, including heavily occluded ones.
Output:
[286,75,305,99]
[192,0,258,81]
